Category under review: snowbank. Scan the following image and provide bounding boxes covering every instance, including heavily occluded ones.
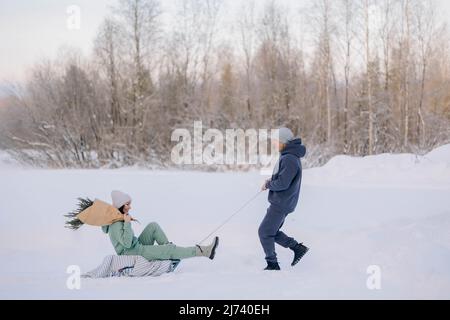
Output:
[0,150,18,169]
[305,145,450,189]
[425,144,450,164]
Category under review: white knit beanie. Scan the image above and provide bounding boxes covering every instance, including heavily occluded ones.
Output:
[111,190,132,209]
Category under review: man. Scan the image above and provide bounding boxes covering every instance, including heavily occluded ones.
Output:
[259,127,309,271]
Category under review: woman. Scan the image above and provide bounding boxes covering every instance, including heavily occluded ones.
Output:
[102,190,219,261]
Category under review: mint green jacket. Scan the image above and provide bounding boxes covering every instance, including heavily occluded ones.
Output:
[102,221,139,255]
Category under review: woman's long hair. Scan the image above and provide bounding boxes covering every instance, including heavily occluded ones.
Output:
[118,204,139,223]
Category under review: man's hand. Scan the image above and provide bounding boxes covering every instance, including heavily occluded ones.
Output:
[261,179,270,191]
[123,214,132,223]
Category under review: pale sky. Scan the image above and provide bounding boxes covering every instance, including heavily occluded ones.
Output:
[1,0,450,86]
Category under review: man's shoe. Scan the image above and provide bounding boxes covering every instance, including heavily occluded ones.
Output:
[264,261,281,271]
[291,243,309,266]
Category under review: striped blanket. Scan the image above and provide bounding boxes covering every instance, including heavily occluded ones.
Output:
[82,255,180,278]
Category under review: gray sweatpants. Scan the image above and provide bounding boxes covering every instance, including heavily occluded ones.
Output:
[258,205,298,263]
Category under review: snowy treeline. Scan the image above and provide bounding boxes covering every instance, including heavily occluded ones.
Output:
[0,0,450,168]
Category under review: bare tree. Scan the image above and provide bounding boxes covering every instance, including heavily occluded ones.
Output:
[364,0,374,155]
[114,0,162,153]
[308,0,335,145]
[337,0,357,153]
[94,18,126,135]
[256,1,292,123]
[380,0,395,91]
[238,0,257,120]
[400,0,412,149]
[412,0,438,148]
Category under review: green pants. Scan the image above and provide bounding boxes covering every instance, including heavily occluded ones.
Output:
[124,222,197,261]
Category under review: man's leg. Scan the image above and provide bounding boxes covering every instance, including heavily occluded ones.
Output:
[258,206,286,263]
[138,222,169,246]
[275,230,298,249]
[274,213,298,249]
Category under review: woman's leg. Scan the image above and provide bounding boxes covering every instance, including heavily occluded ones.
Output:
[138,222,169,245]
[139,243,198,260]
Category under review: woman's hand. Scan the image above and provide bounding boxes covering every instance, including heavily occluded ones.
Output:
[123,214,132,223]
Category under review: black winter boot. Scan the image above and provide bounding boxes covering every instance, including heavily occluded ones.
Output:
[264,261,281,271]
[291,243,309,266]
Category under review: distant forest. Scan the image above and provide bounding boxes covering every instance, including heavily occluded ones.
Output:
[0,0,449,168]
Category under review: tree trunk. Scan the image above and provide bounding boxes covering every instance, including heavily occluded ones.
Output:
[365,0,374,155]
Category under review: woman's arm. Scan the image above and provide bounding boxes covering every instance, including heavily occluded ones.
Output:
[110,222,135,249]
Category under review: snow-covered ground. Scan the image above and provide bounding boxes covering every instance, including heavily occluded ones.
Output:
[0,146,449,299]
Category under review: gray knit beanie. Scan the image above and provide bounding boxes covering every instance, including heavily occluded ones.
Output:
[274,127,294,144]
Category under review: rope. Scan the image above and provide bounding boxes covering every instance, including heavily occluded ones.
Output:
[198,190,263,245]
